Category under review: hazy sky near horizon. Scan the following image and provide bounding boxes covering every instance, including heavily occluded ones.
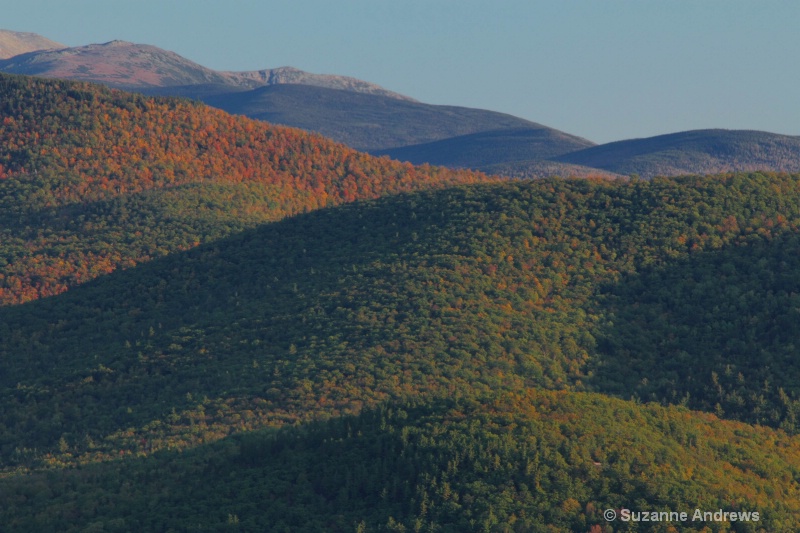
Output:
[2,0,798,143]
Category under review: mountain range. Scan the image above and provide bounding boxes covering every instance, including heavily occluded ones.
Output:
[2,31,800,531]
[0,38,411,99]
[2,30,798,179]
[0,38,591,176]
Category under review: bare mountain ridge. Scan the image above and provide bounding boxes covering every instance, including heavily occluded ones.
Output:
[0,40,412,100]
[0,29,64,59]
[224,66,415,101]
[0,41,230,87]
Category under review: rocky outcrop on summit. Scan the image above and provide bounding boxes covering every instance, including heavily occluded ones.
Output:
[224,66,415,101]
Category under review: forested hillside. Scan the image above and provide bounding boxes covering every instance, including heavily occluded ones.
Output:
[0,73,486,305]
[2,74,800,531]
[3,391,798,531]
[371,127,594,170]
[3,170,800,529]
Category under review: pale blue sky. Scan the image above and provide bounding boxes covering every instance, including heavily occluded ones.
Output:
[2,0,798,143]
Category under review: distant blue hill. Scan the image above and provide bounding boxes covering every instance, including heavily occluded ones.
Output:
[554,129,800,178]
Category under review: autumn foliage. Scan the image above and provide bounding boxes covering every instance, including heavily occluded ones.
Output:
[0,73,489,304]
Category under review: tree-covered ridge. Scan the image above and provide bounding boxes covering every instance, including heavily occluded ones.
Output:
[1,391,798,532]
[369,126,595,168]
[3,173,800,476]
[555,129,800,179]
[0,73,488,304]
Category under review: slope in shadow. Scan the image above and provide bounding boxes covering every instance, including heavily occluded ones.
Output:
[590,230,800,430]
[371,127,594,168]
[2,185,559,461]
[198,83,568,152]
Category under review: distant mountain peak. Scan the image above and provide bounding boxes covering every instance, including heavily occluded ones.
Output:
[0,29,65,59]
[0,38,415,101]
[0,40,230,88]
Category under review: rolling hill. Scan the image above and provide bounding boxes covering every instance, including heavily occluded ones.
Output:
[554,129,800,178]
[200,84,592,154]
[0,72,487,305]
[371,126,597,171]
[2,391,797,531]
[478,158,624,180]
